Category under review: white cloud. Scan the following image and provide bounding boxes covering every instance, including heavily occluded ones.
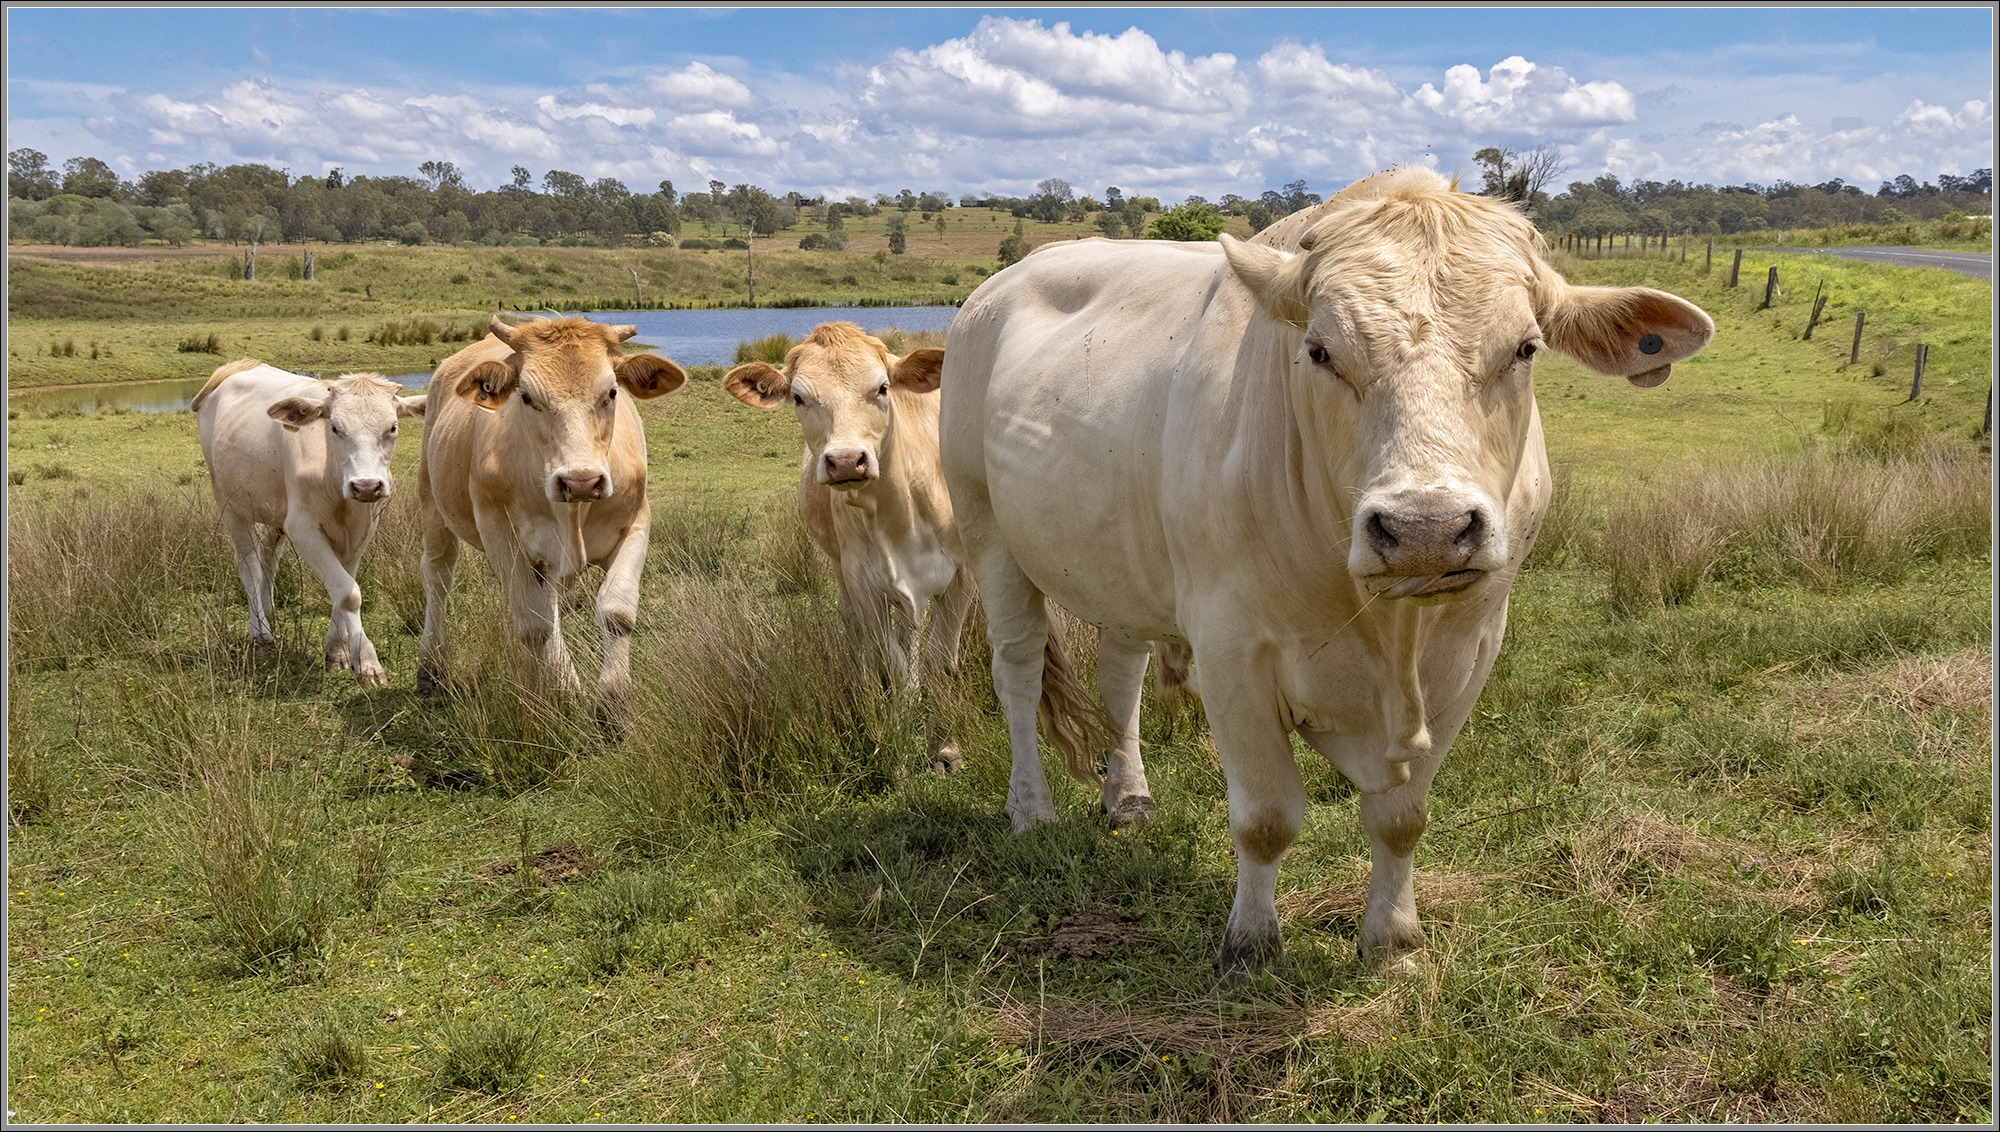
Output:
[11,18,1989,201]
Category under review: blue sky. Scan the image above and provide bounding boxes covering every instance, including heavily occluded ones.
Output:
[7,7,1992,200]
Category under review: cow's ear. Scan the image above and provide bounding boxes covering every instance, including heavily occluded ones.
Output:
[1543,284,1715,388]
[613,352,686,399]
[1221,233,1311,329]
[455,359,518,411]
[723,362,791,409]
[266,395,329,431]
[890,348,944,393]
[396,394,428,419]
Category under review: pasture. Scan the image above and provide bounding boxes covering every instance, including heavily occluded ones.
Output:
[5,252,1992,1123]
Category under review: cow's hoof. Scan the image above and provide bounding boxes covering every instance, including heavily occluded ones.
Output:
[591,696,628,733]
[416,665,441,696]
[1215,924,1282,976]
[928,744,965,774]
[354,666,389,687]
[249,636,277,657]
[1358,920,1428,968]
[1007,807,1058,834]
[1107,796,1157,831]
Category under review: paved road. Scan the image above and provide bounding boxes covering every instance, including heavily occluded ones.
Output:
[1750,245,1991,280]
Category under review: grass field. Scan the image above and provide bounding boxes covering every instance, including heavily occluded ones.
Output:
[4,246,1992,1122]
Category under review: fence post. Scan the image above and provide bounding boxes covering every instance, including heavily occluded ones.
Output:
[1705,237,1713,273]
[1680,234,1687,262]
[1908,344,1927,401]
[1985,383,1992,436]
[1849,311,1865,365]
[1729,247,1742,287]
[1762,265,1779,308]
[1802,282,1825,339]
[629,267,642,306]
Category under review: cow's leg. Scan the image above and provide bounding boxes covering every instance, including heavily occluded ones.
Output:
[590,521,648,723]
[1355,754,1445,967]
[500,552,579,703]
[1201,654,1306,972]
[281,511,384,685]
[1096,630,1157,829]
[221,509,276,653]
[920,569,974,773]
[253,523,283,639]
[973,551,1059,831]
[416,507,459,693]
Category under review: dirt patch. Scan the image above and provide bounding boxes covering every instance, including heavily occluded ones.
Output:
[1013,910,1144,960]
[483,842,592,884]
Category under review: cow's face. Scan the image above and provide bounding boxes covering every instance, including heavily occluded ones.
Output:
[1224,190,1711,600]
[267,374,425,502]
[723,324,944,490]
[456,316,685,502]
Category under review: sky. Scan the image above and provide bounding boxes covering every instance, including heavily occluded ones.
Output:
[6,7,1994,201]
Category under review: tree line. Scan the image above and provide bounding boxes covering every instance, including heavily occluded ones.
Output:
[6,146,1991,252]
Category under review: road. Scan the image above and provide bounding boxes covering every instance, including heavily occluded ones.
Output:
[1751,245,1992,280]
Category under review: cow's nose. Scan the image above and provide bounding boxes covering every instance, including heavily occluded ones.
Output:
[823,449,872,484]
[558,472,609,501]
[1365,508,1484,574]
[347,478,387,502]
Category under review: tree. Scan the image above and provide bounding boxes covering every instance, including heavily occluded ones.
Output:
[61,156,121,198]
[886,213,908,254]
[936,213,947,240]
[1145,201,1226,241]
[1094,210,1125,239]
[506,165,531,192]
[1240,200,1276,233]
[418,160,463,192]
[9,148,57,199]
[1034,178,1074,204]
[997,230,1030,267]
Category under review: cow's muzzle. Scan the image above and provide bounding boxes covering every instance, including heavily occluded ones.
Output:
[552,470,611,502]
[1363,569,1487,599]
[1363,507,1487,576]
[820,448,876,487]
[346,478,389,503]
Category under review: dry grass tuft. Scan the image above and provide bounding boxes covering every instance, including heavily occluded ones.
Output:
[992,990,1400,1061]
[1277,869,1488,924]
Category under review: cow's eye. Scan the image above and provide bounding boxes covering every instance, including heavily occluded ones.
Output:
[1516,341,1539,362]
[606,388,617,402]
[877,383,889,397]
[793,394,804,406]
[388,426,398,436]
[1307,344,1330,366]
[521,393,537,410]
[329,422,342,436]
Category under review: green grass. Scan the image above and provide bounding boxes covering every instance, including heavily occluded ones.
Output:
[5,249,1992,1123]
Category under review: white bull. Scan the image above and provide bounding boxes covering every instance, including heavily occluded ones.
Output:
[192,359,425,683]
[940,167,1714,969]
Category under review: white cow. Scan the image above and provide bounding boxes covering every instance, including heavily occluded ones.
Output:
[192,359,425,683]
[940,167,1715,969]
[416,315,686,718]
[724,322,973,771]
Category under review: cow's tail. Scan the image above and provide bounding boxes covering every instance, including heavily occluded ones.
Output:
[1153,640,1197,716]
[1037,622,1114,786]
[189,357,265,413]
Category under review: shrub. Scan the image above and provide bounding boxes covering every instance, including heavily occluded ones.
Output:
[732,333,795,366]
[277,1020,367,1086]
[308,325,324,342]
[721,238,748,250]
[449,272,470,285]
[433,1011,544,1093]
[679,238,720,251]
[177,333,222,354]
[997,233,1030,266]
[337,326,351,341]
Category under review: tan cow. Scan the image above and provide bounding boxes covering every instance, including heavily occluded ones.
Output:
[724,322,973,771]
[940,166,1714,970]
[416,315,686,716]
[192,358,425,683]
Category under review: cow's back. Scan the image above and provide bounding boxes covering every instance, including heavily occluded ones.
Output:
[196,362,322,525]
[942,240,1236,642]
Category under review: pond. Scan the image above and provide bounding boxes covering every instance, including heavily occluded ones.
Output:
[564,305,961,366]
[8,306,963,415]
[9,373,431,416]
